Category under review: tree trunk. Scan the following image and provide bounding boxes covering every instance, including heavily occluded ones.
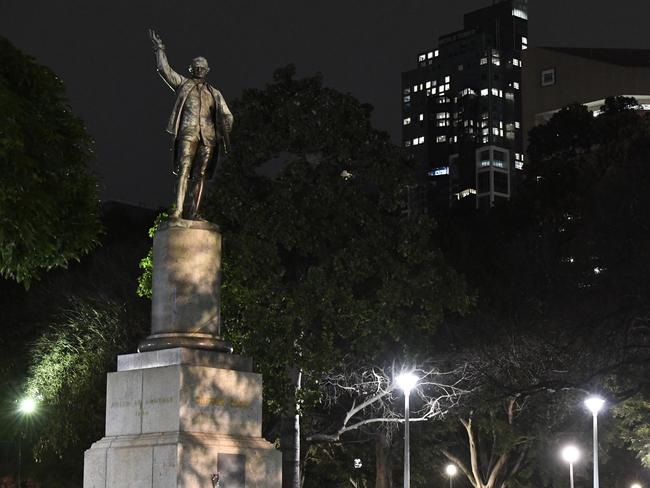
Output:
[375,431,393,488]
[281,367,302,488]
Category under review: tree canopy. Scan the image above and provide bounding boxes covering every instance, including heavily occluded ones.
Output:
[0,37,100,286]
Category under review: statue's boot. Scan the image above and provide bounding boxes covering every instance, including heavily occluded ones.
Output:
[189,175,205,220]
[173,170,190,219]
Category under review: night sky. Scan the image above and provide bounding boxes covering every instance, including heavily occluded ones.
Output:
[1,0,649,208]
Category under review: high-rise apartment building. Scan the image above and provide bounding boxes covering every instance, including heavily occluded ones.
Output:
[401,0,528,210]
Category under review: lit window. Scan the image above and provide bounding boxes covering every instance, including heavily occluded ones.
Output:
[403,117,411,126]
[513,58,521,67]
[482,128,489,135]
[445,76,450,83]
[419,136,425,144]
[405,140,411,147]
[431,87,437,95]
[418,54,426,62]
[512,8,528,19]
[458,64,464,71]
[426,81,432,89]
[492,128,499,136]
[482,136,489,143]
[403,88,411,95]
[420,83,424,90]
[437,120,449,127]
[515,121,521,129]
[436,112,449,119]
[436,135,447,143]
[445,83,450,90]
[481,88,489,96]
[491,88,500,97]
[515,161,524,170]
[513,81,520,89]
[419,113,424,121]
[427,51,434,59]
[403,95,411,102]
[434,49,439,57]
[522,36,528,45]
[480,57,488,65]
[505,92,515,101]
[413,85,418,93]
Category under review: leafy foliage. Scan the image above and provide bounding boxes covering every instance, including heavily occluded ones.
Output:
[24,296,142,460]
[0,37,100,286]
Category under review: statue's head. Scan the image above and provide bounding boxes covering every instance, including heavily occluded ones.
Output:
[189,57,209,79]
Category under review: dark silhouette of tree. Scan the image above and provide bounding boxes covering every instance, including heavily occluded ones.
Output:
[0,37,100,286]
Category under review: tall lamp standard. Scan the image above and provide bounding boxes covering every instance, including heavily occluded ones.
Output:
[396,372,419,488]
[584,396,605,488]
[17,397,37,488]
[561,445,580,488]
[445,464,458,488]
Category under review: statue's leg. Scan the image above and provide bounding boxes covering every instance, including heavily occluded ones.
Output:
[173,138,198,218]
[189,144,214,219]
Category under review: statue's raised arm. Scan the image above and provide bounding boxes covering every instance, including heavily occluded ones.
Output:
[148,28,184,90]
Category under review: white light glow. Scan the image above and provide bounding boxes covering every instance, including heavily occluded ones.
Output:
[630,483,642,488]
[19,397,37,414]
[585,396,605,414]
[395,372,419,394]
[561,445,580,464]
[446,464,458,476]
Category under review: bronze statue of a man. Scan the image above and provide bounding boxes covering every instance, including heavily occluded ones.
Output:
[149,29,233,220]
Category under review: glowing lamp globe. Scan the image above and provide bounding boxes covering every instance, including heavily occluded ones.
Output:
[585,396,605,415]
[446,464,458,476]
[561,445,580,464]
[18,397,36,414]
[395,372,419,394]
[630,483,642,488]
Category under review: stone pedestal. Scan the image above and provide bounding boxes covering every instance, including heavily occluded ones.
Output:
[139,219,231,353]
[83,348,281,488]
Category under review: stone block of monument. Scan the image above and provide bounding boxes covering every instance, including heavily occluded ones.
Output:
[83,221,282,487]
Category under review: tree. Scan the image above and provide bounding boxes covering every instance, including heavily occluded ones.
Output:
[0,36,100,286]
[133,65,473,487]
[306,362,467,487]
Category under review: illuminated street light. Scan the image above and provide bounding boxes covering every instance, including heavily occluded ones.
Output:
[17,396,38,488]
[445,464,458,488]
[561,445,580,488]
[396,372,419,488]
[18,397,36,415]
[630,483,642,488]
[585,396,605,488]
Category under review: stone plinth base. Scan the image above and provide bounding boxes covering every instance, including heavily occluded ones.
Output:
[83,348,281,488]
[84,432,280,488]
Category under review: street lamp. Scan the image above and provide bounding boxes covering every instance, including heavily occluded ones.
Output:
[561,445,580,488]
[585,396,605,488]
[17,396,37,488]
[396,372,418,488]
[445,464,458,488]
[630,484,642,488]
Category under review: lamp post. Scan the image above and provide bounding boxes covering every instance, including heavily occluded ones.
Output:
[396,372,418,488]
[17,397,37,488]
[584,396,605,488]
[561,445,580,488]
[445,464,458,488]
[630,483,642,488]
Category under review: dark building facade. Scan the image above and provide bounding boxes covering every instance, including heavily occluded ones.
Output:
[401,0,528,210]
[522,46,650,145]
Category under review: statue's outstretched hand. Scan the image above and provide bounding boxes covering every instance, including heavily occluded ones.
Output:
[148,29,164,49]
